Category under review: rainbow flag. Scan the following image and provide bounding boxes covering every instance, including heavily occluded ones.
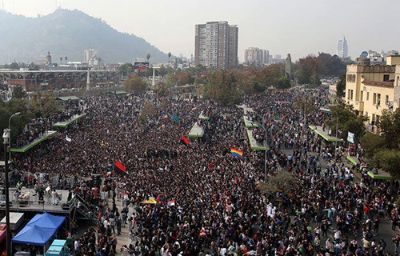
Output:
[230,148,243,157]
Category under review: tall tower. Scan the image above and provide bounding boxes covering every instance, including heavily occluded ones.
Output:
[337,37,349,59]
[285,54,293,79]
[46,51,52,65]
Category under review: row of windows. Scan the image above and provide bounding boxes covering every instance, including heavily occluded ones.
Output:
[347,74,391,83]
[360,91,389,106]
[348,89,391,106]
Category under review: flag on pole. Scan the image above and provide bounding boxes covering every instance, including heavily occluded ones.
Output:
[180,135,190,146]
[114,160,127,174]
[230,148,244,158]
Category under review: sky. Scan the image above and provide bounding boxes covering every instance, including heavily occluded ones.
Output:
[1,0,399,61]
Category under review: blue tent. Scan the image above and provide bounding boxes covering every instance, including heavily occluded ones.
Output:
[28,213,65,230]
[12,213,65,246]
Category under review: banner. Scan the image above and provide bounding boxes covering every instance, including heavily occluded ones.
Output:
[347,132,355,144]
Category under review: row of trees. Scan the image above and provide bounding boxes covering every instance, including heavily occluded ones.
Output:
[0,88,61,156]
[295,53,346,86]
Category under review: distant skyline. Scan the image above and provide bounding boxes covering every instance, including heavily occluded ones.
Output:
[1,0,399,61]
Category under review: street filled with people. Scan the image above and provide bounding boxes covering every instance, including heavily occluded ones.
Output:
[10,87,400,255]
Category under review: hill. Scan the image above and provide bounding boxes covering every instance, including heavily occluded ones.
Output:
[0,8,168,64]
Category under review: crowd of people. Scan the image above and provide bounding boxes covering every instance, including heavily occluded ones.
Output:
[10,87,400,255]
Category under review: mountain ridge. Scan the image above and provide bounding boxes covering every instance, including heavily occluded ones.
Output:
[0,8,168,64]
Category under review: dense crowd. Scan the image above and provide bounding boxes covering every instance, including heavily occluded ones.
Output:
[11,88,400,255]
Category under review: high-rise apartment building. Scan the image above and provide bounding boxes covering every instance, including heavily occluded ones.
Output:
[84,49,97,63]
[337,37,349,59]
[244,47,269,66]
[195,21,238,69]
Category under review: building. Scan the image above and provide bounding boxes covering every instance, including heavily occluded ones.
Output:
[0,69,119,92]
[84,49,97,63]
[194,21,238,69]
[244,47,268,66]
[46,51,52,65]
[337,37,349,59]
[344,55,400,132]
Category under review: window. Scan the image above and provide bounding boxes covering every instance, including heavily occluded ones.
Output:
[373,93,376,104]
[376,115,380,124]
[360,91,363,101]
[347,89,351,100]
[383,74,390,81]
[377,94,381,105]
[386,95,389,105]
[367,92,369,101]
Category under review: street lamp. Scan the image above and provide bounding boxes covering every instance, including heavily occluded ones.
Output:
[3,111,20,256]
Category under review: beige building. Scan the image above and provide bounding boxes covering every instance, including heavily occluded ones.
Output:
[345,55,400,131]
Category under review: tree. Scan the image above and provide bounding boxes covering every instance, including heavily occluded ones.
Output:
[360,132,385,158]
[124,75,147,95]
[373,150,400,179]
[379,109,400,149]
[336,73,346,98]
[12,86,27,99]
[138,101,158,124]
[118,63,134,77]
[276,77,291,89]
[204,70,243,106]
[154,82,170,97]
[256,170,297,194]
[327,103,366,142]
[30,92,61,118]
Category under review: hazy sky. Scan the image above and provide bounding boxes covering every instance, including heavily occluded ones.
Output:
[2,0,399,61]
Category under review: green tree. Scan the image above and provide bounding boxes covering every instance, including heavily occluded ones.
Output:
[124,75,147,95]
[336,74,346,98]
[379,109,400,149]
[12,86,27,99]
[360,132,385,158]
[276,77,291,89]
[373,150,400,178]
[327,103,366,142]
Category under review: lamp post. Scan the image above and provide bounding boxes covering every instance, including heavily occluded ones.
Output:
[3,112,20,256]
[8,112,21,161]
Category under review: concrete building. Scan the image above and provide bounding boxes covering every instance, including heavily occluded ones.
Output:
[344,55,400,131]
[337,37,349,59]
[84,49,97,63]
[244,47,269,66]
[194,21,238,69]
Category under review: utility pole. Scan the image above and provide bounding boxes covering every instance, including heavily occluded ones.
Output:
[2,129,11,256]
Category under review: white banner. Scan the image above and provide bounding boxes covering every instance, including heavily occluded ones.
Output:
[347,132,355,144]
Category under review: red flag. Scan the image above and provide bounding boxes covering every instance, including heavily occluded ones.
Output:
[114,160,127,174]
[180,135,190,146]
